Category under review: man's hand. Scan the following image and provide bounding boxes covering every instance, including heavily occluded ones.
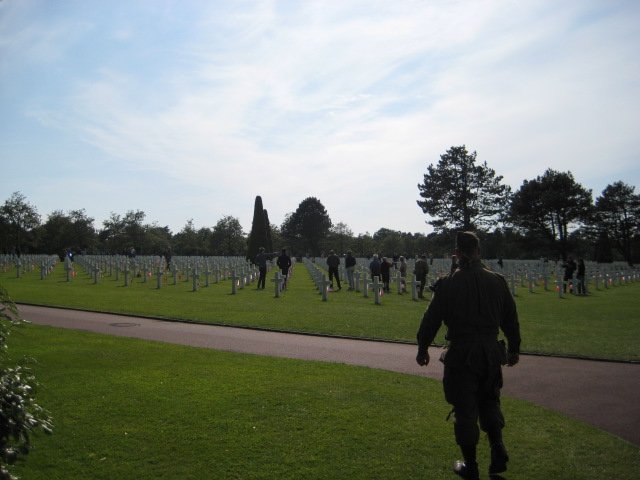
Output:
[507,352,519,367]
[416,349,430,367]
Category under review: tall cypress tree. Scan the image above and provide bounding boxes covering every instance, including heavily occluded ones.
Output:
[247,196,269,262]
[264,209,273,252]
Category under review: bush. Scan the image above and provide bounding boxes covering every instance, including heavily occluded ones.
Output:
[0,285,52,480]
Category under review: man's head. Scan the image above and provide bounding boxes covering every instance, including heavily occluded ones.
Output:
[455,231,480,263]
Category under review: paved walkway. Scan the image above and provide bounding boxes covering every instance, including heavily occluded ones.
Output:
[20,304,640,447]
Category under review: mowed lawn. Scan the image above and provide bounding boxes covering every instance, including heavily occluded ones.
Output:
[2,260,639,361]
[7,325,640,480]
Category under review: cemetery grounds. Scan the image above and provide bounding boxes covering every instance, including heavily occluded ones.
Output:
[1,254,639,480]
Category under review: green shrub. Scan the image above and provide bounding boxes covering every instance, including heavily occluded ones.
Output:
[0,285,53,480]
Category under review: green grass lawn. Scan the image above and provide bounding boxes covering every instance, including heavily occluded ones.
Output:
[8,325,639,480]
[2,261,638,361]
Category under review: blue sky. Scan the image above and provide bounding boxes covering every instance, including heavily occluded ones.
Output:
[1,0,639,237]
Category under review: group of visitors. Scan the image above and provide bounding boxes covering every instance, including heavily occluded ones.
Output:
[254,247,292,290]
[562,256,587,294]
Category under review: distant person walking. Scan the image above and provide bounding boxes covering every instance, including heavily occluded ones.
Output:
[416,232,521,480]
[562,257,577,293]
[326,250,342,290]
[380,257,392,292]
[345,251,356,290]
[255,247,269,289]
[369,254,382,282]
[398,256,408,293]
[277,248,292,289]
[414,254,429,299]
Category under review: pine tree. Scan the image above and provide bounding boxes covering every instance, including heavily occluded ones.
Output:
[246,196,270,262]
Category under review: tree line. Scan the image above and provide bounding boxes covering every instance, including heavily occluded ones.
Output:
[1,145,638,264]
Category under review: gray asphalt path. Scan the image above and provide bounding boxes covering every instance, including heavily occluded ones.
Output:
[19,304,640,447]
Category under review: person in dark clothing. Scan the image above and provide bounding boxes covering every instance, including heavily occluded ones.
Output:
[255,247,269,289]
[416,232,521,480]
[163,247,172,272]
[345,251,356,290]
[277,248,292,289]
[326,250,342,290]
[369,254,381,280]
[380,257,392,292]
[562,257,577,293]
[414,254,429,298]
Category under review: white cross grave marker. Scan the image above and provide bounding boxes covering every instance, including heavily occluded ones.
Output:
[407,274,421,301]
[371,276,384,305]
[271,271,286,298]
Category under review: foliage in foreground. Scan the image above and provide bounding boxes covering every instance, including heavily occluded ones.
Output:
[9,324,640,480]
[0,286,52,480]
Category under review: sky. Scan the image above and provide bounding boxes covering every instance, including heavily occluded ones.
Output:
[1,0,639,237]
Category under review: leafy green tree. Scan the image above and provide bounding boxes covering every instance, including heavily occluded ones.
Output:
[173,219,203,256]
[1,285,53,480]
[351,232,375,257]
[281,197,332,256]
[373,228,405,256]
[99,210,146,254]
[122,210,146,252]
[417,146,511,232]
[0,192,41,254]
[268,224,285,252]
[322,222,353,254]
[67,209,96,252]
[593,181,640,266]
[246,196,270,261]
[38,209,96,257]
[99,212,127,254]
[594,230,614,263]
[263,210,274,253]
[211,216,246,255]
[141,223,172,256]
[39,210,73,258]
[508,169,593,260]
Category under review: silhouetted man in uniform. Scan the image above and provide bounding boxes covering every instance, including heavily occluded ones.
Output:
[416,232,521,480]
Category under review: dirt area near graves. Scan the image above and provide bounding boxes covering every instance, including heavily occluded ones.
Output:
[19,304,640,447]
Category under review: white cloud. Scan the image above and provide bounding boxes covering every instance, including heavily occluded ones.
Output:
[2,0,639,236]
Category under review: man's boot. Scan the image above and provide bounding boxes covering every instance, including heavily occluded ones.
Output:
[453,445,479,480]
[453,460,479,480]
[487,425,509,474]
[489,441,509,474]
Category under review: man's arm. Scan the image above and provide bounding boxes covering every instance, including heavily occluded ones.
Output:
[499,279,521,366]
[416,299,443,366]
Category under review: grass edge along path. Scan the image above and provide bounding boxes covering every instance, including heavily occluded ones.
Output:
[1,260,639,361]
[8,324,640,480]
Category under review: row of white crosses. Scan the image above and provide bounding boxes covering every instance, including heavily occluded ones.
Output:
[5,252,291,298]
[0,254,60,280]
[492,259,639,298]
[71,255,256,291]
